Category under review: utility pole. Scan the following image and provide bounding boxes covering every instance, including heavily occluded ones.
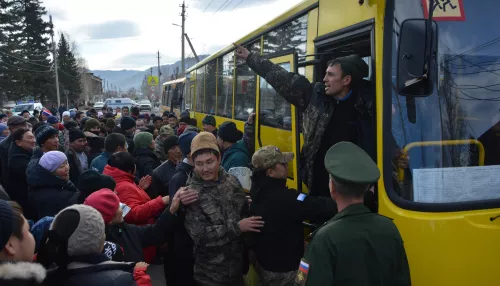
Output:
[49,15,61,107]
[157,50,161,104]
[184,34,200,62]
[180,1,186,77]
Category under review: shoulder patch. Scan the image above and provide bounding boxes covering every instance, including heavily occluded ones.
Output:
[295,259,309,286]
[297,193,307,201]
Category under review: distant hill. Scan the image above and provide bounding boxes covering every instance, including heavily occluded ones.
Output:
[92,55,209,91]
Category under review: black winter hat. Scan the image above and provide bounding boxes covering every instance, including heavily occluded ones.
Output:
[202,115,216,127]
[218,121,242,143]
[80,117,90,127]
[69,128,86,142]
[163,135,179,153]
[78,170,116,199]
[35,124,59,146]
[0,199,13,250]
[64,120,78,130]
[334,54,369,81]
[179,116,190,124]
[120,116,136,131]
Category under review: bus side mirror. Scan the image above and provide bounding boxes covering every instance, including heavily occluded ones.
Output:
[396,19,438,97]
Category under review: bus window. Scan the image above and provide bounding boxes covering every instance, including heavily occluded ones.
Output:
[235,41,260,121]
[205,60,217,115]
[260,62,292,130]
[390,0,500,207]
[217,52,234,118]
[264,14,308,58]
[195,67,205,113]
[185,78,193,110]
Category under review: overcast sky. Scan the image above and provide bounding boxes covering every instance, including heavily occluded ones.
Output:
[41,0,303,71]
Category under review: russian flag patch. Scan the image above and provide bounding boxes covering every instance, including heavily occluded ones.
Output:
[299,260,309,273]
[295,259,310,285]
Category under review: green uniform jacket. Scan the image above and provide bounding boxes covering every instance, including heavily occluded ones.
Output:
[297,203,411,286]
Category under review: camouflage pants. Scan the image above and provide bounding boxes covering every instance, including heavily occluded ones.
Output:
[254,261,296,286]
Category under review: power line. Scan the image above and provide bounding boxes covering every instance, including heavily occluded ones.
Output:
[231,0,244,11]
[58,68,82,83]
[0,50,53,68]
[212,0,232,15]
[444,67,500,75]
[203,0,215,12]
[0,60,52,73]
[445,37,500,63]
[0,45,52,58]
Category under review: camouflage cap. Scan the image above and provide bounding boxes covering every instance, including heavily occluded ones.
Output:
[159,125,174,136]
[324,142,380,184]
[252,145,294,170]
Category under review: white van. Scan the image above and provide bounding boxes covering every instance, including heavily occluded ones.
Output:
[11,103,44,116]
[104,98,137,110]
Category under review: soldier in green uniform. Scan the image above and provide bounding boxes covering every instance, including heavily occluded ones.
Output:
[294,142,411,286]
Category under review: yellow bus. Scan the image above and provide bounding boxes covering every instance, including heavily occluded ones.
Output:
[184,0,500,284]
[162,77,186,112]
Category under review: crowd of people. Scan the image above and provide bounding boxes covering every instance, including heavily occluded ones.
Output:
[0,46,411,286]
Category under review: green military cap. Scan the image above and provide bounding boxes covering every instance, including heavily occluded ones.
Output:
[324,142,380,184]
[252,145,294,170]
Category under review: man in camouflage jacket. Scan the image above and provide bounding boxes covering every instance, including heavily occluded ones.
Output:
[184,132,264,286]
[235,44,376,197]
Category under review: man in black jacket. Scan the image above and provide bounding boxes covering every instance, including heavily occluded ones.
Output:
[250,145,337,285]
[235,44,375,198]
[166,130,197,286]
[66,128,89,185]
[149,135,182,199]
[26,123,61,176]
[7,129,37,219]
[120,116,136,153]
[0,116,28,186]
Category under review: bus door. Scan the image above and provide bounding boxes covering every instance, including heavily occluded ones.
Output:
[256,52,301,190]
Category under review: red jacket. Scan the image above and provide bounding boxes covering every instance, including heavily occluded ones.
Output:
[103,165,166,263]
[103,165,166,225]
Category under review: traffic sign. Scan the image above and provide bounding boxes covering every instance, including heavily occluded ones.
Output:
[151,86,156,92]
[148,76,159,86]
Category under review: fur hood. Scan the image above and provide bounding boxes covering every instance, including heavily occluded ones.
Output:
[0,261,46,284]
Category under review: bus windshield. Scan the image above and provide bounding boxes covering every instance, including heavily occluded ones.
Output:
[13,104,34,112]
[390,0,500,206]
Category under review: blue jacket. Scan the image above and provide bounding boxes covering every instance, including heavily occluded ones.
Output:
[221,140,251,171]
[91,151,112,174]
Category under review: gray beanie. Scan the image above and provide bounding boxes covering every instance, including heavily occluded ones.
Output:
[50,204,105,256]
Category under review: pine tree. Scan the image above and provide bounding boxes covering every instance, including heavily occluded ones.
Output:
[57,33,81,103]
[0,0,27,101]
[20,0,54,103]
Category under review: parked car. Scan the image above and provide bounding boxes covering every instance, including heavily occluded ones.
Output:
[11,102,44,116]
[104,98,136,111]
[94,102,104,110]
[138,100,152,111]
